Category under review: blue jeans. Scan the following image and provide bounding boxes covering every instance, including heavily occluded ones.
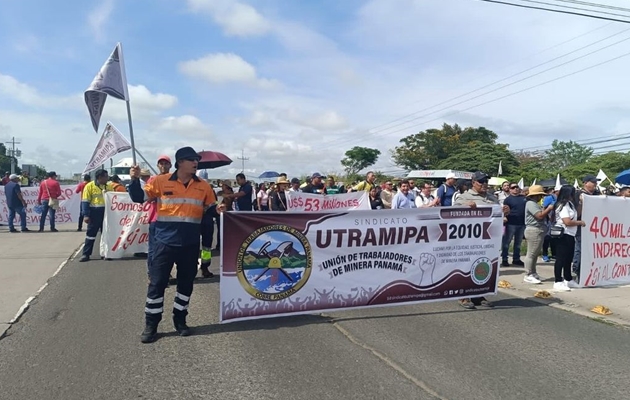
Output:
[502,224,525,261]
[9,206,27,231]
[39,200,56,230]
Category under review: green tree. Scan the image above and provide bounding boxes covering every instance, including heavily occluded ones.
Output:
[0,143,20,174]
[543,140,593,170]
[341,146,381,175]
[436,142,519,176]
[391,124,498,170]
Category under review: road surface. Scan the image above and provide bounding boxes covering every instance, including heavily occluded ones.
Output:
[1,255,629,400]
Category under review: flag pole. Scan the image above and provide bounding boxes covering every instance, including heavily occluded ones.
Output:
[125,100,138,166]
[134,147,158,175]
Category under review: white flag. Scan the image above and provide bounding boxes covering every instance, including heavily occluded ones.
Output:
[574,179,580,189]
[531,178,537,186]
[517,177,524,189]
[84,43,130,132]
[555,174,562,191]
[497,160,503,176]
[596,169,608,187]
[83,122,132,174]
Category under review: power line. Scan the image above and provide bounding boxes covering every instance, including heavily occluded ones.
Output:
[328,32,630,148]
[553,0,630,13]
[237,149,249,172]
[364,22,613,135]
[514,0,630,18]
[475,0,630,23]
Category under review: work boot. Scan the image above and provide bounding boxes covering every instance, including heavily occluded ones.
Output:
[200,263,213,278]
[140,325,158,343]
[173,317,191,337]
[79,255,90,262]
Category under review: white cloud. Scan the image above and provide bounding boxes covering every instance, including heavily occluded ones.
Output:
[87,0,115,41]
[279,109,348,131]
[178,53,280,89]
[154,115,213,139]
[186,0,270,37]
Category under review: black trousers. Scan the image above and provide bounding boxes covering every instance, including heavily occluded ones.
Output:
[78,211,84,230]
[553,234,575,282]
[82,207,105,258]
[542,234,556,257]
[145,241,199,325]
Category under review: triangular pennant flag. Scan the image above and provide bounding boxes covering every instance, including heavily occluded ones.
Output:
[497,160,503,176]
[84,43,130,132]
[518,178,524,189]
[574,179,579,189]
[532,178,537,186]
[82,122,132,174]
[555,174,562,191]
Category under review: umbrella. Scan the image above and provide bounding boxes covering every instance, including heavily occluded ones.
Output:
[258,171,280,179]
[197,151,232,169]
[615,169,630,185]
[488,177,507,186]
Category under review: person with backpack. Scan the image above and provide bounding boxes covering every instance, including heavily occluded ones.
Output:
[414,182,435,208]
[431,173,457,207]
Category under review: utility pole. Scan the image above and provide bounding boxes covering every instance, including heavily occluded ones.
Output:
[4,137,21,174]
[237,149,249,173]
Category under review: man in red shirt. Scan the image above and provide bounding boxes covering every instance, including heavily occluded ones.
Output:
[37,171,62,232]
[75,174,92,231]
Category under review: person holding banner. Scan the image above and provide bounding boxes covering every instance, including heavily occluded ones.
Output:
[129,147,223,344]
[79,170,113,262]
[454,171,510,309]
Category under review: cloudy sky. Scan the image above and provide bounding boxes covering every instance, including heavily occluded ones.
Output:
[2,0,630,178]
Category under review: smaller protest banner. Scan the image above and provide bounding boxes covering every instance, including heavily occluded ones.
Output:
[100,192,150,258]
[0,185,81,226]
[286,191,370,212]
[581,195,630,287]
[83,122,132,174]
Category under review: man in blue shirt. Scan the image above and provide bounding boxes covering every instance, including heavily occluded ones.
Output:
[502,183,527,266]
[224,173,253,211]
[391,180,416,209]
[4,174,29,232]
[432,172,457,207]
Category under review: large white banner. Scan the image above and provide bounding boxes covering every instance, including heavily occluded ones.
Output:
[581,195,630,287]
[286,191,370,212]
[0,184,81,226]
[219,206,503,323]
[83,122,132,174]
[100,192,149,258]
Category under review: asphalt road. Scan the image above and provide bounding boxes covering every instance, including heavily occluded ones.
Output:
[1,255,630,400]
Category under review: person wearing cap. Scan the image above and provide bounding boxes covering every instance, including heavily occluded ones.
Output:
[380,181,394,209]
[37,171,61,232]
[270,176,290,211]
[109,175,127,192]
[348,171,376,193]
[432,172,457,207]
[454,171,510,309]
[303,172,327,194]
[5,174,28,232]
[128,146,222,343]
[289,177,301,192]
[79,169,113,262]
[522,185,555,284]
[75,174,92,231]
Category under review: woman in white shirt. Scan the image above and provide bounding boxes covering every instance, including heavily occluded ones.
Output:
[257,183,269,211]
[552,185,586,292]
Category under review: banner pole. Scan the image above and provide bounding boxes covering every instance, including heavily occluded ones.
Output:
[134,148,158,175]
[125,100,138,166]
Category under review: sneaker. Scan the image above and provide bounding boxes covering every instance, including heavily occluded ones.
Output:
[524,275,542,284]
[553,281,571,292]
[532,273,543,281]
[501,260,510,267]
[459,299,476,310]
[79,256,90,262]
[542,255,550,262]
[140,325,158,343]
[565,280,579,289]
[512,260,525,267]
[21,228,30,232]
[9,229,19,233]
[477,299,495,308]
[50,228,59,232]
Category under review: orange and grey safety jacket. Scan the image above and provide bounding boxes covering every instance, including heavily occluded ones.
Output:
[129,171,217,246]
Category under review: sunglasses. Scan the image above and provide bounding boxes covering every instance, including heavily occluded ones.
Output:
[477,179,488,184]
[510,186,519,189]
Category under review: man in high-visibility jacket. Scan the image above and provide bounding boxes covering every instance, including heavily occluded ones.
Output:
[129,147,223,343]
[79,169,113,262]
